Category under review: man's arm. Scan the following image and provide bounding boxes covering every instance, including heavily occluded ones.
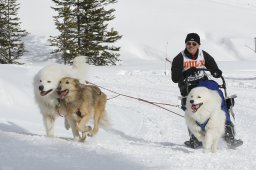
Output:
[171,53,184,83]
[203,51,222,78]
[203,51,221,71]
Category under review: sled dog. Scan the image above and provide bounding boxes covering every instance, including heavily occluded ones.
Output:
[57,77,108,142]
[185,87,225,153]
[34,56,88,140]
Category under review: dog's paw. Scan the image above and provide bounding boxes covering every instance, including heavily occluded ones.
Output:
[77,124,92,132]
[87,132,94,137]
[85,126,92,132]
[203,147,216,153]
[203,148,210,153]
[46,134,54,138]
[73,136,81,142]
[79,132,87,142]
[211,149,217,153]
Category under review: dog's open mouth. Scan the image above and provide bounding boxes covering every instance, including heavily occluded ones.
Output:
[40,89,53,96]
[58,89,69,99]
[191,103,203,113]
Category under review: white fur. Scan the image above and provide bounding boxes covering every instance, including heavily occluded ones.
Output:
[185,87,225,153]
[33,56,88,140]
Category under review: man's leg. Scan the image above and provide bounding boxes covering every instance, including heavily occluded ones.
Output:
[181,97,186,111]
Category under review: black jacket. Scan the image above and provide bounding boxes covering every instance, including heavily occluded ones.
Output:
[171,49,221,83]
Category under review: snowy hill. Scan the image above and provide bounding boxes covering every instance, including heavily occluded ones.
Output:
[19,0,256,62]
[1,0,256,169]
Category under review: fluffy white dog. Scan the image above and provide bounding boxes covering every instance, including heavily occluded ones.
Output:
[34,56,88,140]
[185,86,225,153]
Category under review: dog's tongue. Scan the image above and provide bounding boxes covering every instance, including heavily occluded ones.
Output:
[59,90,69,99]
[40,91,47,96]
[191,104,198,112]
[40,90,51,96]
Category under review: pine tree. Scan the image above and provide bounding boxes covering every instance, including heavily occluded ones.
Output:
[49,0,79,64]
[0,0,27,64]
[0,1,7,63]
[50,0,122,65]
[77,0,122,65]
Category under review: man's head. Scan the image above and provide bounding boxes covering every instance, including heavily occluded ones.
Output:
[185,33,200,45]
[185,33,200,55]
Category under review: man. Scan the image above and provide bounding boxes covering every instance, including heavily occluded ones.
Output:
[171,33,242,148]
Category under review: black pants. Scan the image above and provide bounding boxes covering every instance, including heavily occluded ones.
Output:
[179,77,208,110]
[178,76,208,97]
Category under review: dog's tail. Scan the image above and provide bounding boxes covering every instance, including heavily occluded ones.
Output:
[100,110,111,128]
[72,56,89,82]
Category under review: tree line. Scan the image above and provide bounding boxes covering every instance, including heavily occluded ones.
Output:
[0,0,121,65]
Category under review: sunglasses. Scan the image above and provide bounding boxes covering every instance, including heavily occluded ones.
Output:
[186,42,198,46]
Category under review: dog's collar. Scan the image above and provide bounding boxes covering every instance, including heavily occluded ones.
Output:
[196,118,210,131]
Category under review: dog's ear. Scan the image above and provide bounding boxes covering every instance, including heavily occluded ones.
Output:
[73,79,80,87]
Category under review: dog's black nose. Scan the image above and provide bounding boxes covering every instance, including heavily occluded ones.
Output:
[57,86,61,91]
[39,85,44,91]
[190,100,194,104]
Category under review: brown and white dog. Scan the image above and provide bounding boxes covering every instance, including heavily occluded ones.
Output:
[57,77,108,142]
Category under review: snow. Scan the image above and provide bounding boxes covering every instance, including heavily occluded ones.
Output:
[1,0,256,169]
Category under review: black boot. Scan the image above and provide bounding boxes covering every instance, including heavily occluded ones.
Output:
[184,135,202,149]
[224,122,243,147]
[224,122,235,144]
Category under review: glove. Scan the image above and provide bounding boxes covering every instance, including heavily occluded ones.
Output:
[211,69,222,78]
[183,67,197,78]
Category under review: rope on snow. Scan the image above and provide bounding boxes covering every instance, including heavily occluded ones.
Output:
[85,80,184,118]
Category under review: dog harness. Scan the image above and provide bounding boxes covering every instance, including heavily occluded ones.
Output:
[198,80,232,123]
[196,118,210,131]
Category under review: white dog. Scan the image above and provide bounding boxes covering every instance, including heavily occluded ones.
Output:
[33,56,88,140]
[185,86,225,153]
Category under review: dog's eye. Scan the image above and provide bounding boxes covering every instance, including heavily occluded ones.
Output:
[198,96,201,98]
[39,80,42,82]
[47,81,51,83]
[66,81,69,84]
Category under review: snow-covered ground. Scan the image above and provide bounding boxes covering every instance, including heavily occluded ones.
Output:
[1,59,256,170]
[1,0,256,169]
